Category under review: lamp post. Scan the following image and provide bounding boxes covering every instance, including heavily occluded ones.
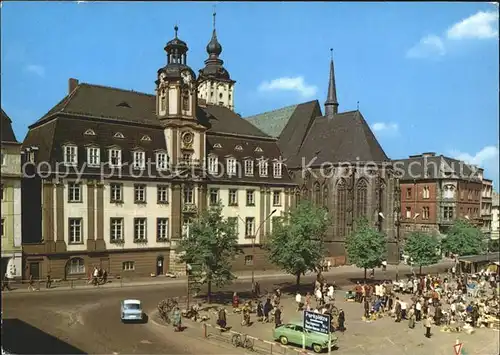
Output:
[238,209,277,288]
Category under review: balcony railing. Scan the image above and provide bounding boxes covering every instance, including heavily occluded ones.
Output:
[182,203,198,214]
[177,159,203,168]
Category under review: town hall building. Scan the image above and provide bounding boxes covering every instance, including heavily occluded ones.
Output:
[21,17,397,279]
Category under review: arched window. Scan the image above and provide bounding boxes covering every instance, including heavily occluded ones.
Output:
[322,185,329,208]
[356,179,368,218]
[295,188,301,207]
[67,257,85,275]
[336,179,347,237]
[314,183,321,205]
[301,186,308,200]
[182,91,189,111]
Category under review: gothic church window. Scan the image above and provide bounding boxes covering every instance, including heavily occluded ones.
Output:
[323,185,329,208]
[314,183,321,205]
[336,179,347,238]
[356,179,368,218]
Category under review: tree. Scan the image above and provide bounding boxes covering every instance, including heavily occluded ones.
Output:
[266,201,328,287]
[441,219,485,257]
[177,204,240,303]
[403,231,441,275]
[345,218,386,281]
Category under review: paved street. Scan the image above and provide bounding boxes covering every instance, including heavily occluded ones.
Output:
[2,262,454,354]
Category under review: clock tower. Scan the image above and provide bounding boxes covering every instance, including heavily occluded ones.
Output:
[156,26,206,167]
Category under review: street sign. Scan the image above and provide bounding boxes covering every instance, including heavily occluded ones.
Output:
[453,343,463,355]
[303,311,331,335]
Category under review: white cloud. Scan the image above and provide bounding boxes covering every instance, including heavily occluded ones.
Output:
[371,122,399,134]
[451,146,499,183]
[24,64,45,77]
[406,35,446,58]
[447,11,499,40]
[258,77,317,98]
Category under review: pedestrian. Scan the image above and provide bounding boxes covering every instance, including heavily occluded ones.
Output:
[395,298,402,322]
[337,309,345,332]
[315,287,323,307]
[416,300,422,321]
[400,300,407,320]
[217,307,227,330]
[327,260,331,271]
[364,299,370,319]
[46,273,52,289]
[232,292,239,309]
[264,298,272,323]
[2,273,13,291]
[408,307,416,329]
[423,315,432,338]
[382,260,387,272]
[28,274,36,291]
[255,281,261,297]
[256,300,264,322]
[274,306,282,328]
[354,282,362,303]
[295,292,303,311]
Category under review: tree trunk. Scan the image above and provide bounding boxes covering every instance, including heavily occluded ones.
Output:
[419,265,422,276]
[296,272,301,289]
[207,280,212,304]
[364,268,367,283]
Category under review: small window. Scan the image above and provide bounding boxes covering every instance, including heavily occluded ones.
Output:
[254,147,263,153]
[228,189,238,206]
[122,261,135,271]
[273,191,281,206]
[110,183,123,203]
[406,188,412,199]
[68,182,82,203]
[422,206,430,220]
[157,185,169,204]
[246,190,255,206]
[209,188,219,205]
[1,218,4,237]
[183,186,194,204]
[227,158,237,176]
[134,218,147,242]
[68,218,83,244]
[110,218,124,242]
[141,135,152,142]
[208,155,218,174]
[109,148,122,167]
[157,218,169,241]
[68,258,85,274]
[406,206,412,219]
[245,217,255,238]
[132,151,146,170]
[259,159,268,177]
[235,145,243,151]
[244,255,254,266]
[273,162,282,178]
[156,152,169,170]
[63,145,78,166]
[244,160,254,176]
[182,93,189,111]
[87,147,100,167]
[84,129,96,136]
[228,217,238,234]
[114,132,125,139]
[213,143,222,149]
[134,184,147,204]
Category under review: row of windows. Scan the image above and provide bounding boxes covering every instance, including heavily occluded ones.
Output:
[405,185,481,201]
[405,206,431,220]
[66,258,136,274]
[227,216,283,238]
[209,188,282,207]
[62,145,283,178]
[67,217,170,244]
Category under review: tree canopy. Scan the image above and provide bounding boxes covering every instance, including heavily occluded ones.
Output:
[177,204,240,302]
[441,219,485,256]
[345,218,386,278]
[266,201,329,286]
[404,231,440,274]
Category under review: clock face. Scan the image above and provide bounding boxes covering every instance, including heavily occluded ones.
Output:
[182,132,194,145]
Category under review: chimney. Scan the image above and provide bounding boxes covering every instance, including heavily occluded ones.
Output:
[69,78,79,94]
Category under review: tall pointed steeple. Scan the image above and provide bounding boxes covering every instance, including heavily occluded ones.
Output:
[325,48,339,118]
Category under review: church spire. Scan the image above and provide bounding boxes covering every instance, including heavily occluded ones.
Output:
[206,8,222,57]
[325,48,339,118]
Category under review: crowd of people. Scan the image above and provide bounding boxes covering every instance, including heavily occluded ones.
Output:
[352,267,499,338]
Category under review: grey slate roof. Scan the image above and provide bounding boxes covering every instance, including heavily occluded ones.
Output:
[392,154,482,182]
[1,109,19,143]
[245,103,300,138]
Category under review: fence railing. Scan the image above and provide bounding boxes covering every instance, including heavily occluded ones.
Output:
[199,321,316,355]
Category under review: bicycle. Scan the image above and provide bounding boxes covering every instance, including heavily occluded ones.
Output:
[231,333,254,351]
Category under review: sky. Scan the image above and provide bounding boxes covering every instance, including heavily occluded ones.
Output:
[1,1,499,185]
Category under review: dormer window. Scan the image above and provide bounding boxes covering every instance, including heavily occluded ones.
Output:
[132,150,146,170]
[227,157,237,176]
[63,145,78,166]
[109,148,122,167]
[208,155,218,174]
[259,159,268,177]
[244,159,254,176]
[273,161,282,178]
[156,152,169,171]
[235,145,243,151]
[84,129,96,136]
[255,147,263,153]
[87,147,100,167]
[141,135,152,142]
[213,143,222,149]
[114,132,125,139]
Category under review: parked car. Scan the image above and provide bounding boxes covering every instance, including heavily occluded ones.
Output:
[273,321,338,353]
[120,299,144,322]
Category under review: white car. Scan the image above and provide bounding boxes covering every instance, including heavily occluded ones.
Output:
[121,299,144,322]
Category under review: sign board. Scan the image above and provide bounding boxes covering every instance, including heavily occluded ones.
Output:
[303,311,330,335]
[453,343,463,355]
